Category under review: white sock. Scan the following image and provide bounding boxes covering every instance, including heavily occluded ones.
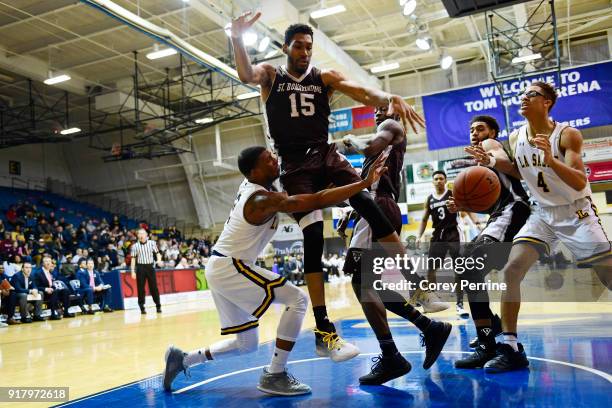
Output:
[503,333,519,352]
[184,348,209,367]
[269,347,290,374]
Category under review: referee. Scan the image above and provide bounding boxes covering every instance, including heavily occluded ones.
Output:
[130,228,164,314]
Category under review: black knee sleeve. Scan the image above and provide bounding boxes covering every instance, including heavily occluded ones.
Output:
[303,221,324,273]
[349,191,395,240]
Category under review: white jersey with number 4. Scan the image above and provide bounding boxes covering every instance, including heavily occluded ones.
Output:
[514,121,591,207]
[213,180,279,262]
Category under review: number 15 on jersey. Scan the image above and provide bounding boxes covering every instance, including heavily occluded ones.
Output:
[289,93,315,117]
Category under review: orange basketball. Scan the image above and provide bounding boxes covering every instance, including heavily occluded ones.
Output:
[453,166,501,212]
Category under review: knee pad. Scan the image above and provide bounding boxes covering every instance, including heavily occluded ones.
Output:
[236,329,259,354]
[302,221,324,273]
[348,192,394,240]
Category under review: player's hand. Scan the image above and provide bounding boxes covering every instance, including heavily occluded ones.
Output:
[231,11,261,39]
[533,134,553,165]
[464,144,491,166]
[131,271,136,280]
[446,197,459,213]
[387,95,425,135]
[364,152,389,186]
[415,235,423,249]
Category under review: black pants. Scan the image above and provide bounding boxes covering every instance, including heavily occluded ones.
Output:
[136,264,160,308]
[43,288,70,314]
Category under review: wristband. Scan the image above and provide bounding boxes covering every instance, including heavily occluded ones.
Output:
[487,156,496,168]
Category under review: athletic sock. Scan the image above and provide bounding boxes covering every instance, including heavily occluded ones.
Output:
[377,333,399,358]
[381,293,431,333]
[476,325,496,351]
[503,332,519,351]
[269,347,290,374]
[313,305,335,333]
[184,348,210,366]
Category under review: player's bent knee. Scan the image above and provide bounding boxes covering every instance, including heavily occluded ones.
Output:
[236,330,259,354]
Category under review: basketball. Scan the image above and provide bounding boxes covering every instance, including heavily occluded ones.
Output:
[453,166,501,212]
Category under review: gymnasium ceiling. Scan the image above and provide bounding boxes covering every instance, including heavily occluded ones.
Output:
[0,0,610,147]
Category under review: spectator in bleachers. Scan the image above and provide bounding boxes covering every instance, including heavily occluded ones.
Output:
[33,256,74,319]
[11,225,25,243]
[71,248,83,265]
[6,206,20,227]
[0,220,4,235]
[10,262,43,323]
[111,215,122,230]
[0,232,13,261]
[32,238,49,266]
[176,257,189,269]
[36,218,52,237]
[0,264,19,325]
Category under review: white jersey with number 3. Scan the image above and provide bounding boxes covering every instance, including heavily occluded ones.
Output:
[213,179,279,262]
[514,122,591,207]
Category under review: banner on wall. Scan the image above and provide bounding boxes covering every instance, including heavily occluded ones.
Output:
[586,161,612,183]
[405,161,438,183]
[439,157,478,180]
[405,182,435,205]
[583,138,612,163]
[273,240,304,256]
[329,108,353,132]
[423,61,612,150]
[329,106,375,133]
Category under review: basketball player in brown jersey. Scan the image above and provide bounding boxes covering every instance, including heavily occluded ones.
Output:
[230,11,439,361]
[340,106,452,384]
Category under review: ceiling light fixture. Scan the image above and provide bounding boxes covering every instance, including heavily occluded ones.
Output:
[146,47,177,60]
[60,127,81,135]
[44,74,71,85]
[371,61,400,73]
[512,52,542,64]
[403,0,417,16]
[236,91,260,100]
[258,36,270,52]
[242,31,258,47]
[415,36,431,50]
[195,117,214,124]
[440,54,454,69]
[311,5,346,19]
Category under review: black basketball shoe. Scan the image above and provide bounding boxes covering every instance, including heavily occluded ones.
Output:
[455,344,497,368]
[420,321,452,369]
[359,353,412,385]
[483,343,529,373]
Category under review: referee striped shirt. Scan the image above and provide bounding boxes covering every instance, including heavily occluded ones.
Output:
[131,240,159,265]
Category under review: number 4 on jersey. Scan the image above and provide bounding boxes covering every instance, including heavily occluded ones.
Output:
[537,171,550,192]
[289,93,315,117]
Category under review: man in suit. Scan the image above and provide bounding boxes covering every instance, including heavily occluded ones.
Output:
[10,262,43,322]
[33,256,74,320]
[0,266,19,325]
[77,258,113,313]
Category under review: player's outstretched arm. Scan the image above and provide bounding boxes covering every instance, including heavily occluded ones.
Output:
[245,153,388,224]
[322,69,424,134]
[465,139,521,180]
[535,128,587,191]
[230,12,274,87]
[342,120,404,157]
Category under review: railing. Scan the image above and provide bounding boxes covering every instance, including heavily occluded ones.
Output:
[0,175,47,191]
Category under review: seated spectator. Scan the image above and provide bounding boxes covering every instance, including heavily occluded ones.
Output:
[3,255,23,278]
[0,265,19,325]
[10,225,25,243]
[72,248,83,265]
[0,232,13,261]
[10,262,43,323]
[76,259,113,313]
[176,257,189,269]
[33,256,74,320]
[0,220,4,235]
[6,206,21,227]
[32,238,49,266]
[111,215,122,230]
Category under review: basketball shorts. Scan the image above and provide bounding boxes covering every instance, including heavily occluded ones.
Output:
[481,200,531,242]
[513,197,611,266]
[348,195,402,250]
[205,255,286,335]
[280,143,362,227]
[428,226,461,260]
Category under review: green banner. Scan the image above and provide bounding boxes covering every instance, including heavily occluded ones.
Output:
[195,268,207,290]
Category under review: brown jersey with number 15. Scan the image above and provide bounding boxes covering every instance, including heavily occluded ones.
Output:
[264,65,331,156]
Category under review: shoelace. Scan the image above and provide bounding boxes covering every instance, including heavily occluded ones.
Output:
[369,355,384,373]
[419,333,426,348]
[285,371,300,385]
[314,329,341,350]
